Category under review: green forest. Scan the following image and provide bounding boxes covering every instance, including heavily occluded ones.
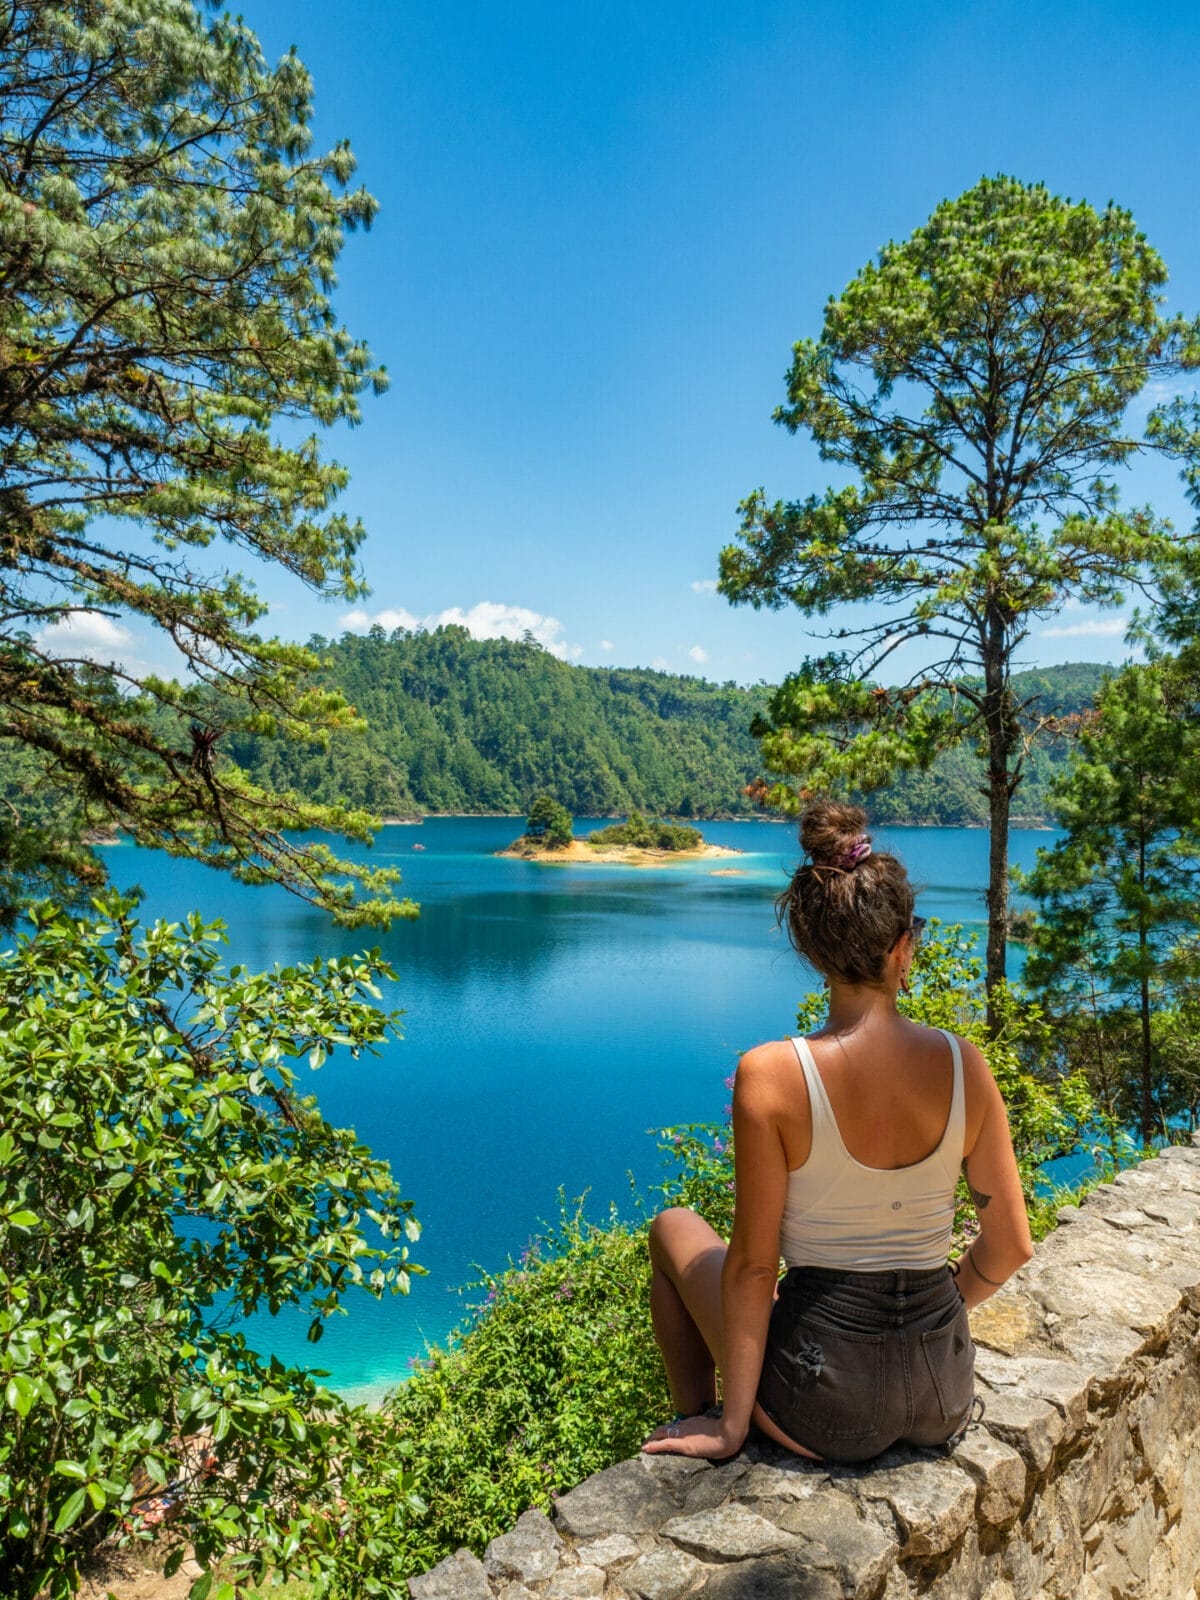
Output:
[226,627,1109,826]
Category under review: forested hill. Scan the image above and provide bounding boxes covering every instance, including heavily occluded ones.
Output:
[226,629,1110,824]
[229,627,771,818]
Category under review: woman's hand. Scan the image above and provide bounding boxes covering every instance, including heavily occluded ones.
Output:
[641,1414,745,1460]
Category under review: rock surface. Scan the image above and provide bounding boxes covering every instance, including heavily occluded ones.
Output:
[410,1139,1200,1600]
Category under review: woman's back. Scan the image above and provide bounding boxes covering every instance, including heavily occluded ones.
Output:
[778,1026,965,1271]
[773,1017,965,1174]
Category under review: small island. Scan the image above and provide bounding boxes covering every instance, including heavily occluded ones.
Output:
[498,797,743,867]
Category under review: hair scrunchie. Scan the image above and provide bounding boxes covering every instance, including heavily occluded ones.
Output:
[836,837,872,870]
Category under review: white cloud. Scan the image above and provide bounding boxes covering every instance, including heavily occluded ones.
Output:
[651,656,669,671]
[340,600,580,660]
[688,644,709,664]
[340,605,420,633]
[35,610,134,662]
[598,639,614,652]
[1126,377,1198,418]
[1039,617,1129,640]
[691,579,718,594]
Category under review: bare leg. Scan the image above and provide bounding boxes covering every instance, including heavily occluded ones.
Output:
[648,1208,726,1414]
[647,1207,823,1460]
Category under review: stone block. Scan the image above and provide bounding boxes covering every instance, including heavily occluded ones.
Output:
[952,1426,1027,1523]
[1055,1242,1194,1329]
[735,1459,829,1504]
[1112,1493,1164,1584]
[547,1565,607,1599]
[973,1352,1092,1435]
[1100,1208,1157,1232]
[1133,1195,1197,1232]
[681,1459,750,1513]
[969,1293,1043,1356]
[762,1486,899,1597]
[577,1534,641,1570]
[639,1453,712,1504]
[485,1508,564,1584]
[409,1549,494,1600]
[555,1460,678,1539]
[618,1545,704,1600]
[857,1454,976,1557]
[662,1503,804,1562]
[696,1555,843,1600]
[978,1387,1064,1474]
[1132,1362,1200,1477]
[1046,1316,1146,1394]
[1057,1405,1131,1533]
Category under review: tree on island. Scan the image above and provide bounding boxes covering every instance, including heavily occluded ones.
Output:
[0,0,409,928]
[1020,664,1200,1146]
[718,176,1200,1021]
[525,793,574,848]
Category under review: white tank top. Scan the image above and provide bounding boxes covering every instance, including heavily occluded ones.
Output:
[778,1029,965,1272]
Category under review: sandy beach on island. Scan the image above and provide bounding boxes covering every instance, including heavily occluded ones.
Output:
[496,837,744,867]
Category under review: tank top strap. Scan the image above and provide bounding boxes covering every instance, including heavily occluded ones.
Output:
[935,1028,967,1170]
[790,1034,838,1142]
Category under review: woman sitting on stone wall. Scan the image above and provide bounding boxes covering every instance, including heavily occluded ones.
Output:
[642,800,1033,1464]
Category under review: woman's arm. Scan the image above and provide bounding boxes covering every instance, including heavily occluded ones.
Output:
[717,1047,791,1446]
[641,1043,791,1460]
[954,1039,1034,1311]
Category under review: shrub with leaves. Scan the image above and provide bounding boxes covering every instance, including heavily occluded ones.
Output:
[384,1201,667,1573]
[0,897,423,1600]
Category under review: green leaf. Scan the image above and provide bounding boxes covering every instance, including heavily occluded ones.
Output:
[5,1373,36,1417]
[53,1487,88,1533]
[6,1209,39,1228]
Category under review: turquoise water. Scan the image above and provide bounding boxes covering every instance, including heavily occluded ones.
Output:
[100,818,1053,1402]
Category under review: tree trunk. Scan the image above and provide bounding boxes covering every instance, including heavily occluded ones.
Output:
[1138,831,1154,1147]
[982,618,1015,1032]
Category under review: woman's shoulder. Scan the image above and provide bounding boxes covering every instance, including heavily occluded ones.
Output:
[734,1038,805,1106]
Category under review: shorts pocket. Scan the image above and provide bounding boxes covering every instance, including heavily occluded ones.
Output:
[920,1311,975,1426]
[788,1321,887,1441]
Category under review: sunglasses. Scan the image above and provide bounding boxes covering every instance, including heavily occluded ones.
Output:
[910,915,927,944]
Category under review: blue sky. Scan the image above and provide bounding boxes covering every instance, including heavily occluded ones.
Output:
[143,0,1200,686]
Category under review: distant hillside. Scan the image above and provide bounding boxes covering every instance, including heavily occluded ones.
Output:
[227,626,772,818]
[225,628,1110,825]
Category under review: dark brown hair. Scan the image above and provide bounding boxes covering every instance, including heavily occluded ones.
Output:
[776,800,914,985]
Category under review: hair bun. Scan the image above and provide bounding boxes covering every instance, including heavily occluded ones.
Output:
[799,800,870,867]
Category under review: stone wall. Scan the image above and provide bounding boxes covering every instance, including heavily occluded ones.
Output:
[410,1135,1200,1600]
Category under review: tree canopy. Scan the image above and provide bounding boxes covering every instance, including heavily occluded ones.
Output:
[1021,663,1200,1143]
[525,794,573,848]
[719,175,1200,1014]
[0,0,408,926]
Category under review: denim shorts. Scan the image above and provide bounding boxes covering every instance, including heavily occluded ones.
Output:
[756,1264,975,1464]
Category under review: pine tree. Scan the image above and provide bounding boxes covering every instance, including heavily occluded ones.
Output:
[719,176,1200,1020]
[0,0,409,925]
[1020,665,1200,1144]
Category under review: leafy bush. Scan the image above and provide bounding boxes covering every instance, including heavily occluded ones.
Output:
[384,1201,667,1573]
[0,899,424,1600]
[588,812,703,851]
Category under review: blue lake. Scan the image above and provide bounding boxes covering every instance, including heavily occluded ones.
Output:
[100,817,1056,1402]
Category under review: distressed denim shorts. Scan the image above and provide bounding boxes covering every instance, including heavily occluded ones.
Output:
[756,1264,975,1464]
